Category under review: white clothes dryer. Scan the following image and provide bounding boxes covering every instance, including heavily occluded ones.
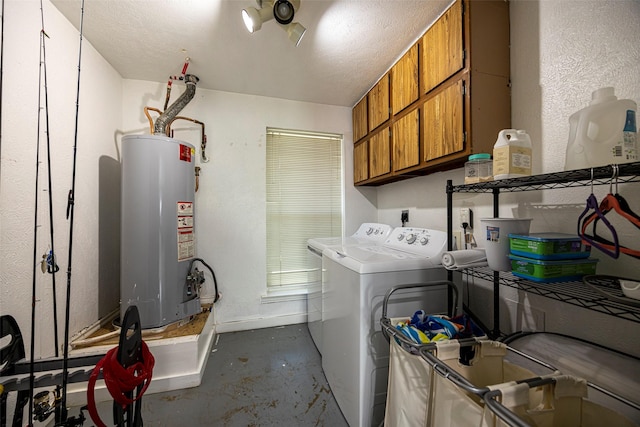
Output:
[306,223,392,355]
[322,227,450,427]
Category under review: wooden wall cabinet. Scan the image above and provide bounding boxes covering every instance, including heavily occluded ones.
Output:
[352,0,510,186]
[353,129,394,184]
[353,141,369,183]
[391,45,419,115]
[368,75,390,132]
[422,0,464,94]
[369,129,391,179]
[353,97,368,143]
[423,79,464,163]
[393,108,420,172]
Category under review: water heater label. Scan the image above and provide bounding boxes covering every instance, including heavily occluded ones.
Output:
[177,201,195,261]
[179,144,192,162]
[178,202,193,215]
[178,216,194,228]
[178,231,195,261]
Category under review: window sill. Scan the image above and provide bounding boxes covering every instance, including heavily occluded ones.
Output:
[261,287,310,304]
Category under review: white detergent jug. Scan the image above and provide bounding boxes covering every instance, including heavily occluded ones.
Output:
[565,87,637,171]
[493,129,532,180]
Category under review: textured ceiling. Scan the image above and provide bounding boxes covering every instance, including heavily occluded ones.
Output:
[50,0,453,107]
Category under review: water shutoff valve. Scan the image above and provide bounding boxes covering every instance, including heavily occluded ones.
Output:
[186,268,205,296]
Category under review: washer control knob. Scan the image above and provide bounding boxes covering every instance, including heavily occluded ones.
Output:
[406,234,417,244]
[366,227,374,235]
[397,234,405,241]
[420,237,429,245]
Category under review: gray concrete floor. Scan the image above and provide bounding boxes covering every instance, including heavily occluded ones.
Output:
[93,323,349,426]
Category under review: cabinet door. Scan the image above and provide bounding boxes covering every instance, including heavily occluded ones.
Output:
[423,79,464,162]
[352,97,368,142]
[393,109,420,172]
[353,141,369,183]
[422,0,463,94]
[368,75,390,131]
[369,130,391,178]
[391,45,419,115]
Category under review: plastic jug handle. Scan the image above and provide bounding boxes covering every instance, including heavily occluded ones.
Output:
[498,129,517,140]
[574,107,602,144]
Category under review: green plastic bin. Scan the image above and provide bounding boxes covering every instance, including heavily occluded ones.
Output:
[509,233,591,260]
[508,254,598,283]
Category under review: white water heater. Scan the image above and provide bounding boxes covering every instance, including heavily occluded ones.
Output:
[120,134,201,329]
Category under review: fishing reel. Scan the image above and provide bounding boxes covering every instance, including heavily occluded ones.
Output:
[33,390,87,426]
[40,249,60,274]
[33,390,86,427]
[33,390,59,422]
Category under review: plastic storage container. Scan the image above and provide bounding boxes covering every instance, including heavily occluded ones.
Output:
[464,153,493,184]
[480,218,532,271]
[620,280,640,301]
[493,129,532,180]
[509,233,591,260]
[565,87,638,171]
[508,254,598,282]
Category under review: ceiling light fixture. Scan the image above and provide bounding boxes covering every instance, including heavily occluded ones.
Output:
[285,22,306,46]
[242,0,306,46]
[273,0,295,24]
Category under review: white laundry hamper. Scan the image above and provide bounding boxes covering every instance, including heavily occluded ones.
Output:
[380,283,639,427]
[381,282,533,427]
[384,337,537,427]
[382,319,639,426]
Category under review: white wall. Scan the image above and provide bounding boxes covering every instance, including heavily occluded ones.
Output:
[0,0,122,359]
[377,0,640,357]
[120,81,377,332]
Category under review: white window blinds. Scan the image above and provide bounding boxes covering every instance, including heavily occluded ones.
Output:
[266,128,343,291]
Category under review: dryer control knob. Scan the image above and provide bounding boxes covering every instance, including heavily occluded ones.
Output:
[406,234,417,244]
[420,237,429,245]
[397,234,405,241]
[366,228,374,235]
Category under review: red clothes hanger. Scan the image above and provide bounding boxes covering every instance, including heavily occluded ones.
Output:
[580,166,640,259]
[578,168,620,259]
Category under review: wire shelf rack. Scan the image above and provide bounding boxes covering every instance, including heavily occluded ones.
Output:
[468,268,640,324]
[448,162,640,194]
[446,162,640,334]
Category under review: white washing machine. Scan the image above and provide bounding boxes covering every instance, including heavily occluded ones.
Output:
[322,227,449,427]
[307,223,392,355]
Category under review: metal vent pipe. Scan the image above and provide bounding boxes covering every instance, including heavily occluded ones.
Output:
[153,74,199,135]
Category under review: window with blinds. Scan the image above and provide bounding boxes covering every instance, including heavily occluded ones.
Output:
[266,128,343,292]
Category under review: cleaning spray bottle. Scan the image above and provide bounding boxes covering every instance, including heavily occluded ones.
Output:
[564,87,637,171]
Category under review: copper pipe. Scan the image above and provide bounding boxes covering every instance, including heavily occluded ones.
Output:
[169,116,209,162]
[144,106,162,134]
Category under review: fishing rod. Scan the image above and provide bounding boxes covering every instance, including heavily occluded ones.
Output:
[28,12,49,426]
[38,2,64,425]
[40,0,60,360]
[60,0,85,421]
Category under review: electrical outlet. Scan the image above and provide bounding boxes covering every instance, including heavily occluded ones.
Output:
[460,208,473,229]
[401,210,409,225]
